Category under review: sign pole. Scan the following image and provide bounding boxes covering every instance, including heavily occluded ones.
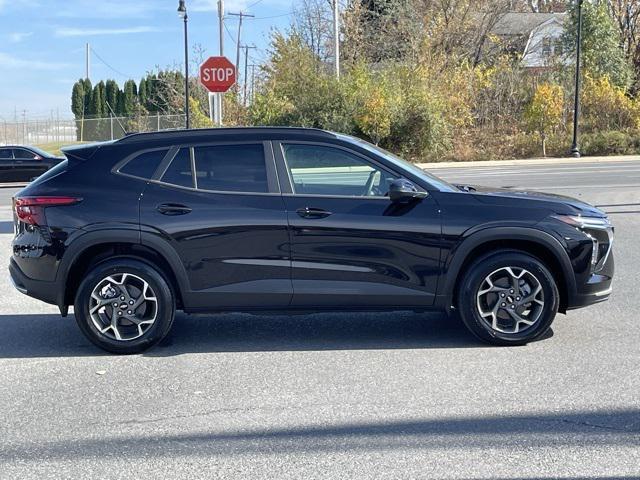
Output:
[217,0,224,126]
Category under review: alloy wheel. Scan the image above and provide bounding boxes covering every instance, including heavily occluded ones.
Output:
[476,266,544,334]
[89,273,158,341]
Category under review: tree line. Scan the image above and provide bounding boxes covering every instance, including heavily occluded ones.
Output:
[71,0,640,160]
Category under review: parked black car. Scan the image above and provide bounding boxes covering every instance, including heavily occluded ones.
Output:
[0,145,64,183]
[9,128,614,353]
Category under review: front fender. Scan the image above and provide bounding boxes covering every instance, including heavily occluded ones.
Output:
[436,226,576,311]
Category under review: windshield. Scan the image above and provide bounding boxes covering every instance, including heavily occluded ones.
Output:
[337,134,458,192]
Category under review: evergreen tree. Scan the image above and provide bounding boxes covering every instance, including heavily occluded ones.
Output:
[71,80,85,118]
[105,79,120,115]
[89,81,106,116]
[138,78,148,110]
[563,0,634,88]
[81,78,93,115]
[122,79,138,115]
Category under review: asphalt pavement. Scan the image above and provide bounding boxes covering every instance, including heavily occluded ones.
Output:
[0,158,639,479]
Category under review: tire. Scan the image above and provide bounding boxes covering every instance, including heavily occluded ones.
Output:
[456,250,559,346]
[74,259,176,354]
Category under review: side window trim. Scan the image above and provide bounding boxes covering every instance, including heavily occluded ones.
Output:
[152,141,280,195]
[274,140,401,198]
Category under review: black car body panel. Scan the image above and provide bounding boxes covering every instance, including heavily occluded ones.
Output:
[9,127,614,318]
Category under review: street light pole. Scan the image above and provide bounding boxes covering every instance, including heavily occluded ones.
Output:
[570,0,583,158]
[178,0,190,129]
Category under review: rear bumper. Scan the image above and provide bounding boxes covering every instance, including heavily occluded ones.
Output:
[9,258,58,306]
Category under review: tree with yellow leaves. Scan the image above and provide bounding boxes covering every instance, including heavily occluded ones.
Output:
[524,83,565,157]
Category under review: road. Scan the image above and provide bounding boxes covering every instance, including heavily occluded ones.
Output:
[0,159,639,479]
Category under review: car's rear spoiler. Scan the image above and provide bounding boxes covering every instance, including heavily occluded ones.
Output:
[60,141,115,164]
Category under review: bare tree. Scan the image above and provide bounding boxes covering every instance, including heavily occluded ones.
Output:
[293,0,334,63]
[524,0,568,12]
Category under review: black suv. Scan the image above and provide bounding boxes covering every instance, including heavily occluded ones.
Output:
[9,128,614,353]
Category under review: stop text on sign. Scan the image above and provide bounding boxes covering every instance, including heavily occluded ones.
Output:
[202,67,235,83]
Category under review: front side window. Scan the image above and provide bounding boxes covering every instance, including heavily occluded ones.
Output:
[193,144,268,193]
[120,149,168,179]
[161,148,193,188]
[13,149,37,159]
[0,148,12,160]
[282,144,397,197]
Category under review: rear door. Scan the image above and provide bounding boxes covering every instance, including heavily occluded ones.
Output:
[12,148,48,181]
[0,148,15,182]
[274,141,442,308]
[139,141,292,310]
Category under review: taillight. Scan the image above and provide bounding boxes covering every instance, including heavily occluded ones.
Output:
[13,196,81,226]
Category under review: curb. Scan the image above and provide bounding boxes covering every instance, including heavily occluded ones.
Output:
[418,155,640,169]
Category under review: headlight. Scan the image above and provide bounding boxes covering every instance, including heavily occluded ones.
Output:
[552,215,614,272]
[552,215,612,230]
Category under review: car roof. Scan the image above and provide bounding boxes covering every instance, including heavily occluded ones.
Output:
[115,126,339,145]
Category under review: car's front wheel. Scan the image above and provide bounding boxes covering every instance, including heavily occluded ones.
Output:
[457,250,559,346]
[74,259,175,354]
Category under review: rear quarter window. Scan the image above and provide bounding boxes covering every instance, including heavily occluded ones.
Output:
[119,149,168,180]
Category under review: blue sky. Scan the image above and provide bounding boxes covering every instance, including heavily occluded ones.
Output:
[0,0,294,119]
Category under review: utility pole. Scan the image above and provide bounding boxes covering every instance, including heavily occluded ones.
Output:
[228,12,254,94]
[217,0,224,126]
[85,43,91,80]
[249,63,257,104]
[332,0,340,78]
[242,45,256,107]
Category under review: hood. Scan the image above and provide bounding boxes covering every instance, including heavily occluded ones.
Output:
[457,184,606,217]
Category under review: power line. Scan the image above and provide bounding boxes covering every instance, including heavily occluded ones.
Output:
[246,0,265,9]
[253,11,292,20]
[90,47,133,80]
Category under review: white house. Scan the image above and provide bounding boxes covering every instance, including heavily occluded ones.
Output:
[490,12,568,69]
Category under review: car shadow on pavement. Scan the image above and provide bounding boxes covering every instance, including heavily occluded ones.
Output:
[0,409,636,462]
[0,311,504,358]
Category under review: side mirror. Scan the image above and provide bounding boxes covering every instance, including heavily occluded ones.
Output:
[389,178,428,203]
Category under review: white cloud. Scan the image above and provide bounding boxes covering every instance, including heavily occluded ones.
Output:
[0,52,70,70]
[54,26,159,37]
[8,32,33,43]
[55,0,158,19]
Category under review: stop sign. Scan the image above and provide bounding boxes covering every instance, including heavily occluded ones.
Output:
[200,56,236,93]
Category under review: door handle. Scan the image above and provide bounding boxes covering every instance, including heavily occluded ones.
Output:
[157,203,192,216]
[296,207,332,219]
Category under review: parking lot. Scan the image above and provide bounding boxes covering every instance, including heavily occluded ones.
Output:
[0,159,639,479]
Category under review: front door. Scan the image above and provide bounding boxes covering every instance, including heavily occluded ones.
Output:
[275,142,442,308]
[139,142,292,310]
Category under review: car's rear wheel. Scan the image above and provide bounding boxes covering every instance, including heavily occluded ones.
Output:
[74,259,175,354]
[457,250,559,346]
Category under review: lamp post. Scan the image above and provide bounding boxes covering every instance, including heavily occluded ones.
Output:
[570,0,583,158]
[178,0,190,129]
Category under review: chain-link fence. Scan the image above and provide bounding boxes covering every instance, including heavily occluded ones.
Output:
[0,114,187,146]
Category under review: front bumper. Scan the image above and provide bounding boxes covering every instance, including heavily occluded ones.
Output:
[9,257,58,306]
[567,252,614,310]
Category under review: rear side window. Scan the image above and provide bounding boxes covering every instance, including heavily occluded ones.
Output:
[120,149,168,179]
[13,149,37,159]
[161,148,193,188]
[193,144,267,193]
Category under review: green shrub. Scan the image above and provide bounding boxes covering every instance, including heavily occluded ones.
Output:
[581,131,640,156]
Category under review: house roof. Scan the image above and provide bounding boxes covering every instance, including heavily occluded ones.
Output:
[492,12,566,36]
